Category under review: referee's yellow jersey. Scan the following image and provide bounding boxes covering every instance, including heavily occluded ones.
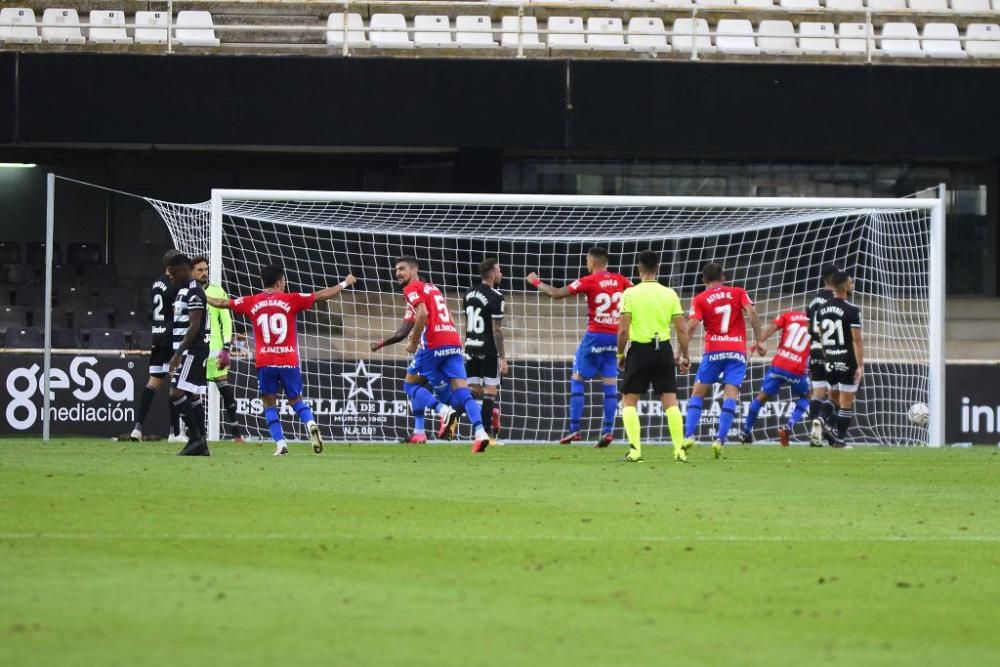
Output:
[621,280,684,343]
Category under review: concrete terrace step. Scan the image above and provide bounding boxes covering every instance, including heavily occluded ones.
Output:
[946,297,1000,320]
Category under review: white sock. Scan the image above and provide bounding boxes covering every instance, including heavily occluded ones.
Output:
[276,439,287,449]
[436,404,451,417]
[475,427,489,440]
[306,420,316,430]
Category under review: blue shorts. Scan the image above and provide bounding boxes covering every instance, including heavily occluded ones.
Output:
[573,332,618,380]
[258,366,304,399]
[407,346,467,389]
[696,352,748,387]
[761,366,811,398]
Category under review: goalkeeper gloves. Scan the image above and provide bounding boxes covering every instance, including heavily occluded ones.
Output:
[218,345,232,369]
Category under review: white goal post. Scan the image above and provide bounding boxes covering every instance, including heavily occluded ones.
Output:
[149,189,945,448]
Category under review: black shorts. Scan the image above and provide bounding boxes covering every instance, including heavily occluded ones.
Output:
[149,345,173,378]
[826,362,860,393]
[171,347,208,395]
[809,356,829,387]
[465,355,501,387]
[621,341,677,395]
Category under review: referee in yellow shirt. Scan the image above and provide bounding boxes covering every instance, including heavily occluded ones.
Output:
[617,250,690,463]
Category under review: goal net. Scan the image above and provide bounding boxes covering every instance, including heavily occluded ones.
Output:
[149,191,944,447]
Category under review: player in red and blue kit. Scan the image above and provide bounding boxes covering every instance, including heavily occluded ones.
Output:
[684,262,762,458]
[527,247,633,447]
[394,256,491,453]
[207,264,356,456]
[740,309,814,448]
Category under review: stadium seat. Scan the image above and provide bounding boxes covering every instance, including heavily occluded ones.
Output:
[547,17,586,48]
[27,242,61,269]
[369,14,413,49]
[80,263,116,287]
[867,0,907,9]
[909,0,948,9]
[326,13,369,48]
[52,328,82,349]
[780,0,820,7]
[5,327,43,349]
[51,264,78,287]
[1,264,33,285]
[113,308,146,330]
[838,23,871,54]
[67,242,101,266]
[174,11,220,47]
[922,23,966,58]
[88,10,131,44]
[41,9,85,45]
[73,309,111,330]
[0,8,43,44]
[98,286,135,309]
[414,16,455,48]
[59,286,94,309]
[0,305,28,328]
[45,306,72,329]
[758,21,800,55]
[131,329,153,350]
[17,285,48,308]
[799,23,838,55]
[952,0,990,10]
[671,18,716,53]
[627,17,669,52]
[966,23,1000,57]
[736,0,774,7]
[587,18,628,50]
[88,328,126,350]
[826,0,864,8]
[0,242,20,264]
[716,19,759,55]
[0,286,10,305]
[695,0,734,7]
[501,16,544,49]
[134,11,169,45]
[880,23,925,57]
[455,16,498,48]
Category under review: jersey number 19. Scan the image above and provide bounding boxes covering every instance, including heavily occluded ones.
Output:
[256,312,288,344]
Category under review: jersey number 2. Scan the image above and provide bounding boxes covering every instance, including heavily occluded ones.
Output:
[152,293,164,322]
[256,313,288,345]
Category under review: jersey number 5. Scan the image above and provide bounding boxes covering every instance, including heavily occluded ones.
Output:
[256,312,289,345]
[433,294,452,323]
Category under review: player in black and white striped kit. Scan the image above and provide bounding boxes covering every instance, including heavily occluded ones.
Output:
[166,254,211,456]
[463,258,507,443]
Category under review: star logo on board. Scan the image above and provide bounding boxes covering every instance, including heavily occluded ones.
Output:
[341,360,382,400]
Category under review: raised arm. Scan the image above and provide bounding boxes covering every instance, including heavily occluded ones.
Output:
[526,273,572,299]
[314,274,357,302]
[207,296,230,309]
[371,319,415,352]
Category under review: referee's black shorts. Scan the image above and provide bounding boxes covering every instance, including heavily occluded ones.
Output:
[621,340,678,396]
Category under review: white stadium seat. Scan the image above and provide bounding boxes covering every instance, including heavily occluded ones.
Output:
[369,14,413,48]
[780,0,820,8]
[326,13,369,48]
[799,22,837,55]
[922,23,966,58]
[547,17,586,48]
[909,0,948,10]
[867,0,907,10]
[174,11,220,47]
[0,8,42,44]
[651,0,694,6]
[587,18,628,50]
[414,16,454,47]
[695,0,735,6]
[758,20,800,55]
[838,23,871,54]
[736,0,774,7]
[626,17,669,52]
[134,11,169,45]
[41,9,85,44]
[671,18,716,53]
[88,11,131,44]
[965,23,1000,58]
[500,16,544,49]
[715,19,759,55]
[951,0,990,11]
[880,22,925,57]
[455,16,498,48]
[826,0,864,8]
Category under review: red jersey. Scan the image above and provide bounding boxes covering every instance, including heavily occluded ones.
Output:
[403,279,461,349]
[690,285,753,354]
[771,310,811,376]
[230,290,315,368]
[567,271,633,335]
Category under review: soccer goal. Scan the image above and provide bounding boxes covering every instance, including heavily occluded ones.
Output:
[149,190,945,447]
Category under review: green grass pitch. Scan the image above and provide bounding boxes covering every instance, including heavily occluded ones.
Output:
[1,439,998,666]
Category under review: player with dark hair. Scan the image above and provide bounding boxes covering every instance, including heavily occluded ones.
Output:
[740,308,813,447]
[207,263,356,455]
[191,256,244,443]
[166,254,211,456]
[816,271,864,448]
[807,263,843,446]
[463,257,507,444]
[617,250,689,463]
[683,262,762,459]
[130,249,184,443]
[394,256,492,453]
[527,247,633,447]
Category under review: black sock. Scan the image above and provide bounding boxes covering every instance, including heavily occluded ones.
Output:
[170,400,181,436]
[190,397,206,439]
[134,385,156,430]
[836,410,853,439]
[481,396,495,436]
[217,381,243,438]
[172,395,199,439]
[808,399,822,422]
[820,400,836,424]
